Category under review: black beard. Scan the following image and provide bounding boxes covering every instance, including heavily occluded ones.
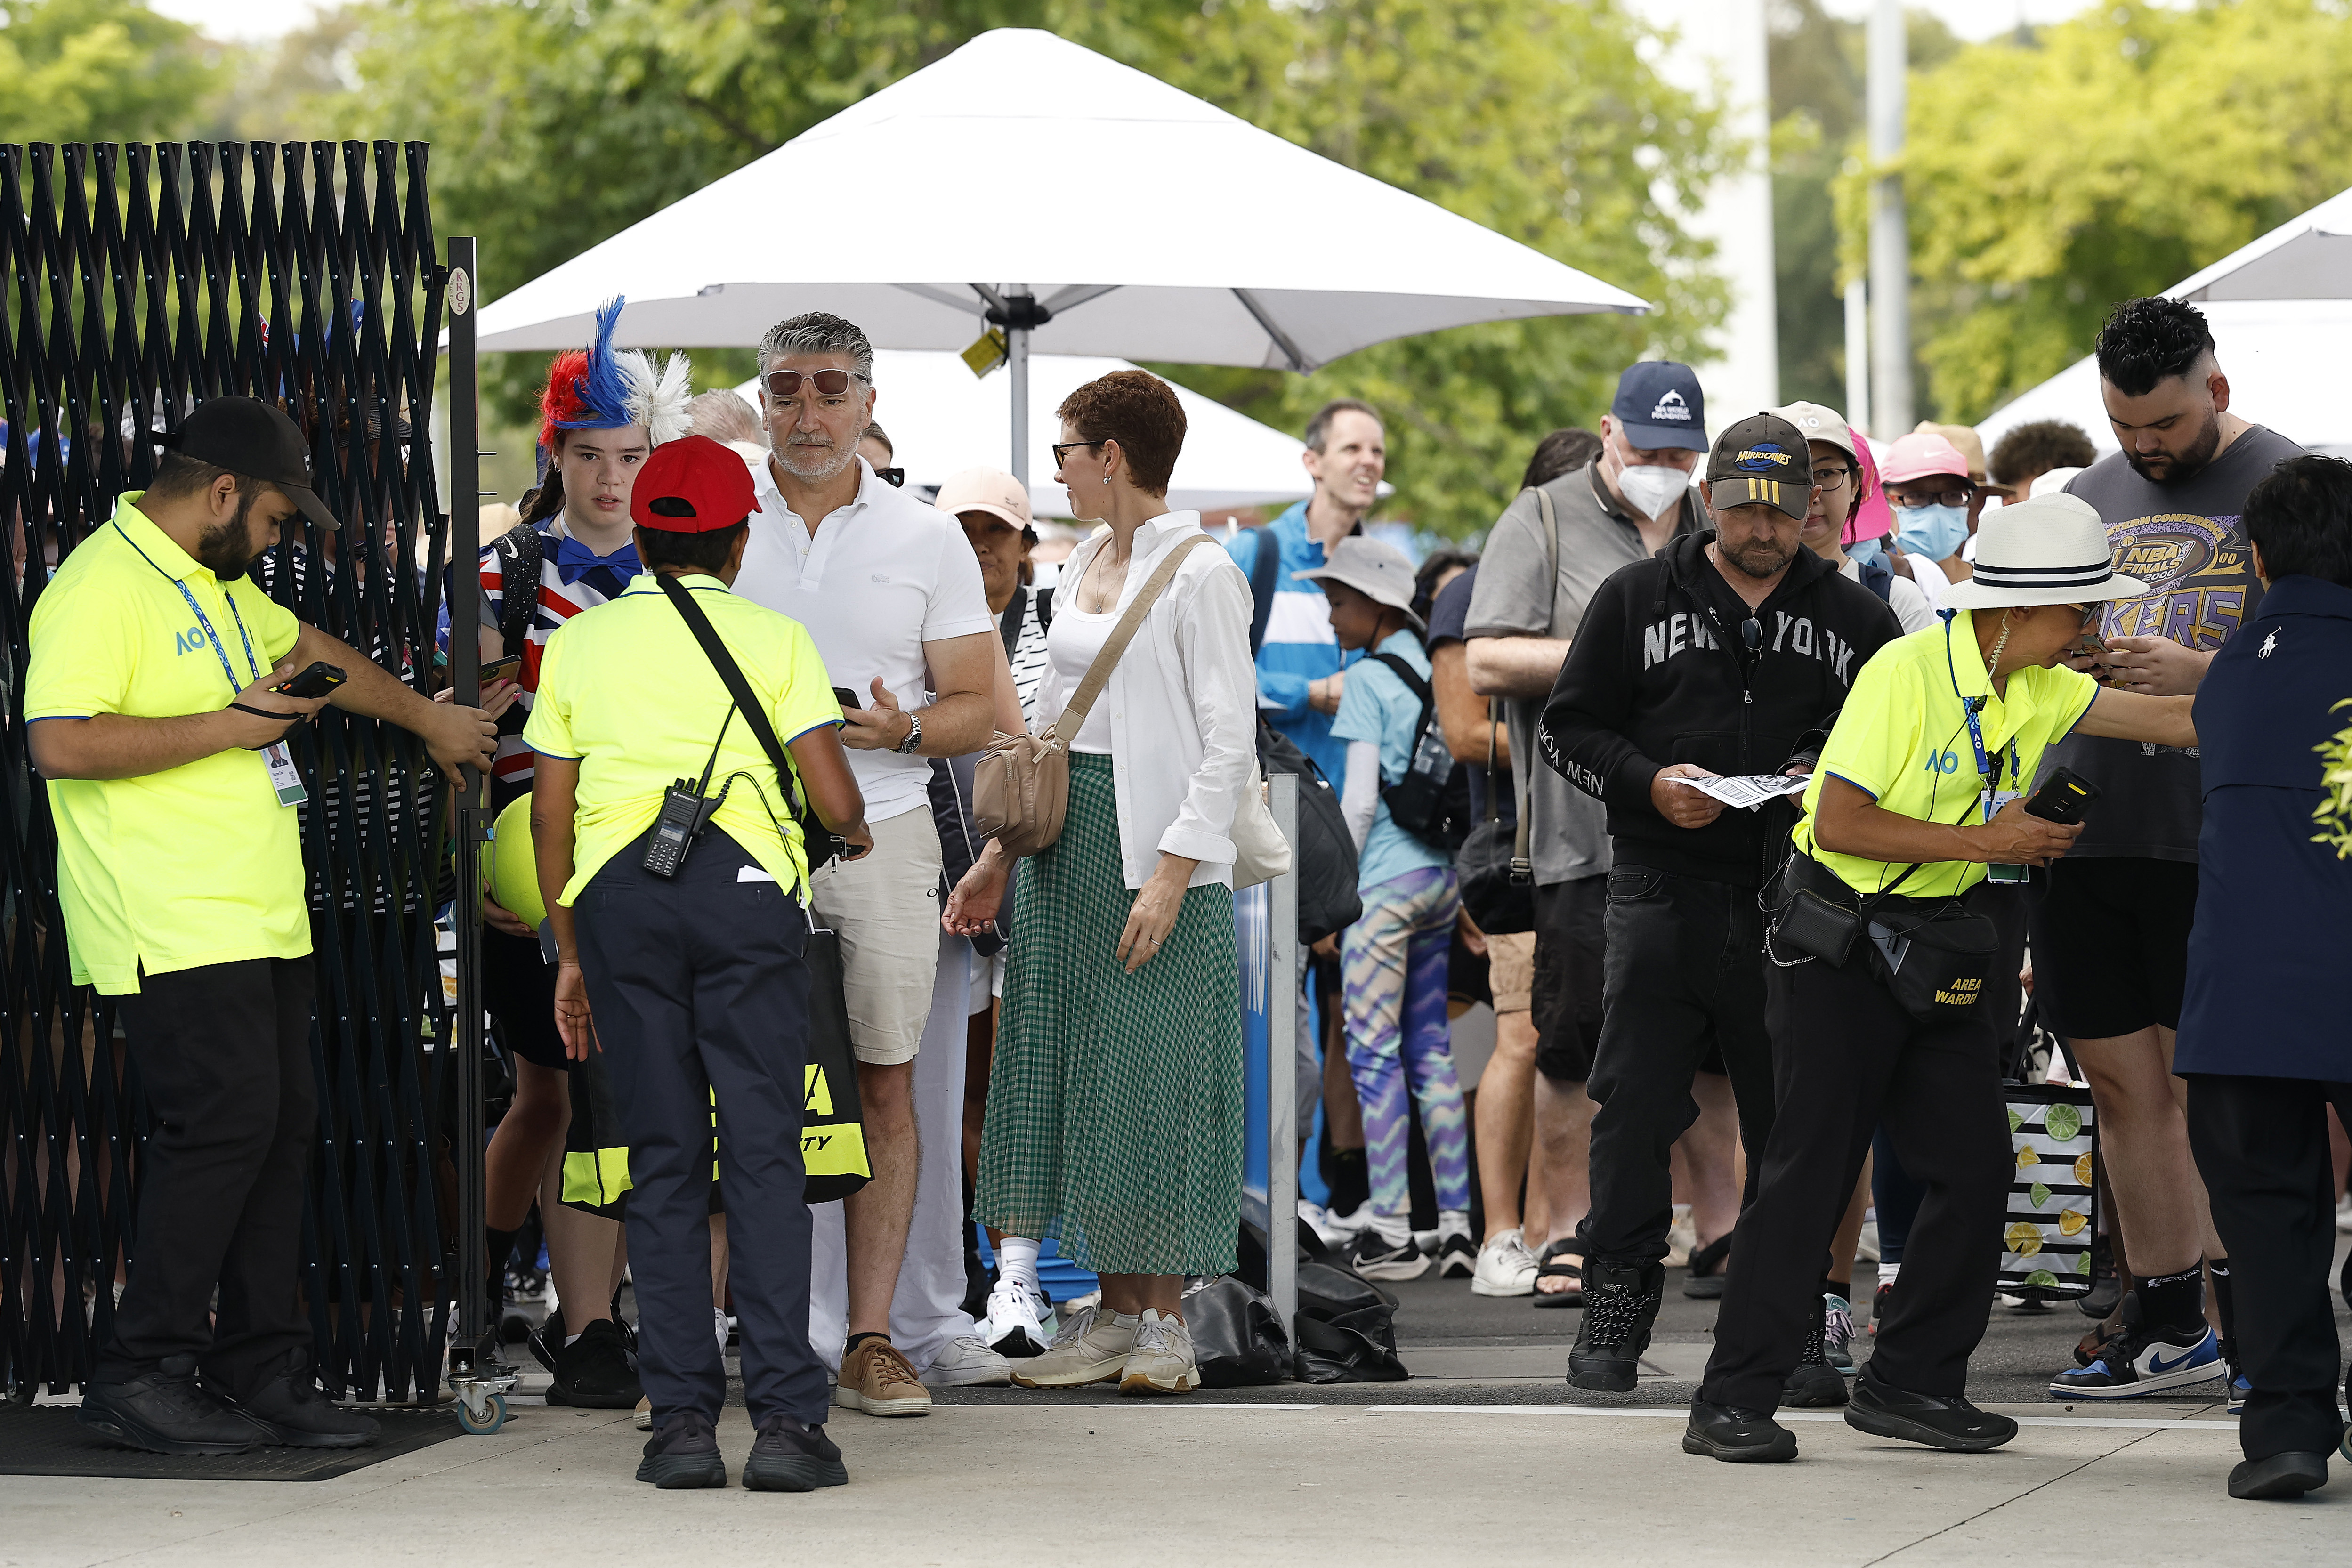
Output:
[2125,408,2222,485]
[194,490,263,577]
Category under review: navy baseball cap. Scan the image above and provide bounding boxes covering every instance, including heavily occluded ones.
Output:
[1609,361,1708,453]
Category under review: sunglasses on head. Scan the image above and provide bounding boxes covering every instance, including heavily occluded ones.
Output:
[873,466,905,488]
[764,368,860,399]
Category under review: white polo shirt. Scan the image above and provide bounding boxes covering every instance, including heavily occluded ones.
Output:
[734,454,993,821]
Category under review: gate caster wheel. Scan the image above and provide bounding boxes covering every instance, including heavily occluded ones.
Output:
[456,1393,508,1435]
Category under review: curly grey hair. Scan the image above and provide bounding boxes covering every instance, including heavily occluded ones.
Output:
[758,311,874,380]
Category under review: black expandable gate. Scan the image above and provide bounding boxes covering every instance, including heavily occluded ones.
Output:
[0,140,483,1405]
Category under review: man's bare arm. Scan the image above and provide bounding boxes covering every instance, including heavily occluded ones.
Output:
[1432,642,1510,767]
[838,630,997,755]
[1466,633,1571,700]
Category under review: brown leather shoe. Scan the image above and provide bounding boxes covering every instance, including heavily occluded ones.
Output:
[834,1337,931,1417]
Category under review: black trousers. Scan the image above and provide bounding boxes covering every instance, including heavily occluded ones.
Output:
[1579,867,1776,1267]
[2184,1073,2352,1459]
[576,828,826,1428]
[99,957,318,1398]
[1701,950,2010,1412]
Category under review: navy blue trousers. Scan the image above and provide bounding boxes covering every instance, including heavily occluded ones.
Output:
[576,827,827,1428]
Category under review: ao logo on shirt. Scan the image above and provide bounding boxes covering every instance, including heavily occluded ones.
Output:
[173,624,208,655]
[1924,750,1964,775]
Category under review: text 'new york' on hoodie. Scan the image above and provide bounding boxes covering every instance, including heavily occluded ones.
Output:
[1537,529,1905,887]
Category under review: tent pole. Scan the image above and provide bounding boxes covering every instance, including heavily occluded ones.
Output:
[1008,285,1031,486]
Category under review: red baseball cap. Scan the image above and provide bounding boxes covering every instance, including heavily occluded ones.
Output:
[628,434,763,533]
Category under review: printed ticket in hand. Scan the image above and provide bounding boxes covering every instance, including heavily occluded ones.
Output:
[1666,773,1811,810]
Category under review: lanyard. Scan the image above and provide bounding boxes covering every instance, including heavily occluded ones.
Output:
[1959,698,2018,792]
[118,520,265,695]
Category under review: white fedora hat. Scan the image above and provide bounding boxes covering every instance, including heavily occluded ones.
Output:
[1939,493,2146,610]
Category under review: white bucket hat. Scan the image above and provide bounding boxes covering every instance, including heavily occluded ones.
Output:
[1293,535,1425,633]
[1938,493,2147,610]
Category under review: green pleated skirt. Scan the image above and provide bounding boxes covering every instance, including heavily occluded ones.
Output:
[974,752,1243,1277]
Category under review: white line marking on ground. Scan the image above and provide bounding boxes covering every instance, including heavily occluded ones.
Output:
[1359,1404,2239,1431]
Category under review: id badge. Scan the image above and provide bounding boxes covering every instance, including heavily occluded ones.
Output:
[263,741,308,808]
[1983,789,2026,883]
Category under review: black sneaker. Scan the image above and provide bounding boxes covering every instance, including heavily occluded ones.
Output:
[635,1411,727,1488]
[1350,1229,1430,1282]
[1682,1230,1732,1300]
[1566,1260,1664,1395]
[1434,1233,1477,1279]
[219,1351,381,1448]
[1682,1399,1797,1463]
[2079,1233,2122,1318]
[1782,1317,1850,1409]
[2227,1451,2329,1501]
[548,1317,645,1409]
[743,1414,849,1492]
[1846,1363,2017,1451]
[77,1356,261,1455]
[527,1304,566,1376]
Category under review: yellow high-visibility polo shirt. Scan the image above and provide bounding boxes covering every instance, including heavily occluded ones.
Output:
[523,573,841,904]
[24,493,308,994]
[1793,609,2100,899]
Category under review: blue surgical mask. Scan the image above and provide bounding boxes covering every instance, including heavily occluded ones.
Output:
[1900,503,1972,563]
[1848,535,1885,569]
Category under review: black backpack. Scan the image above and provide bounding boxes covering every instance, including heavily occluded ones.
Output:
[1255,720,1361,946]
[1364,653,1471,854]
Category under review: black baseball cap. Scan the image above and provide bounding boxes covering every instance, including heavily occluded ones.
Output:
[1609,360,1708,452]
[1705,413,1811,520]
[155,396,340,531]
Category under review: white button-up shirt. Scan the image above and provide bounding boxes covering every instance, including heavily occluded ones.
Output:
[1035,512,1258,889]
[733,455,993,823]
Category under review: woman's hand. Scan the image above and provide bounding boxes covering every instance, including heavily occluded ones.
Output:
[482,892,533,938]
[1971,797,2084,867]
[1456,904,1488,958]
[553,961,598,1060]
[1116,854,1196,973]
[945,844,1011,936]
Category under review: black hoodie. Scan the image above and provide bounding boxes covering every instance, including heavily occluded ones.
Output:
[1538,531,1903,886]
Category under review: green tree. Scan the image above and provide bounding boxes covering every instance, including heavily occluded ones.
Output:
[318,0,1734,537]
[1854,0,2352,424]
[0,0,224,145]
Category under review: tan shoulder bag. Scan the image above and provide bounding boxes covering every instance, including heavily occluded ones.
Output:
[973,533,1216,856]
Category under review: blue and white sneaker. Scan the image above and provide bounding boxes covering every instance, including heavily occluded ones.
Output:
[2227,1366,2250,1415]
[2050,1314,2224,1399]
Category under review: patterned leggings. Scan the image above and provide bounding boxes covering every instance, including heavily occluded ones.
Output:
[1341,865,1469,1217]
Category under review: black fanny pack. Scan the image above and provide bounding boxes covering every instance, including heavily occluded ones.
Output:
[1771,851,2000,1024]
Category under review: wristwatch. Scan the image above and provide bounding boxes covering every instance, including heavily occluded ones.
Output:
[894,711,923,754]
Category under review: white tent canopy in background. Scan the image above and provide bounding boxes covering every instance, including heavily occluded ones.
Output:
[1978,186,2352,460]
[736,350,1359,520]
[466,26,1647,484]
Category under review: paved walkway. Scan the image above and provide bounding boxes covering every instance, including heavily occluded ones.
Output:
[5,1395,2344,1568]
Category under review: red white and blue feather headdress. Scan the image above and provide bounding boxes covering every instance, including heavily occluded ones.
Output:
[536,297,692,450]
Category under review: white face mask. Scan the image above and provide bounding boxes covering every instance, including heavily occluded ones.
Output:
[1616,463,1688,521]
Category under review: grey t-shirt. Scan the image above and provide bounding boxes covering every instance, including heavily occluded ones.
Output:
[1463,461,1699,884]
[2054,423,2303,861]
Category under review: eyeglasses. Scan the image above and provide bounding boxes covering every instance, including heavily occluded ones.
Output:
[2075,603,2107,630]
[873,467,905,488]
[1811,465,1856,490]
[763,368,861,400]
[1888,487,1974,509]
[1050,439,1104,468]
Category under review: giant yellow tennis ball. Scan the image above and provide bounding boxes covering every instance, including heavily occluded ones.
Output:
[487,794,547,930]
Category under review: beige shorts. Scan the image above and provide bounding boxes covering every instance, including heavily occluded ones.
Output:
[1487,929,1536,1016]
[807,806,943,1066]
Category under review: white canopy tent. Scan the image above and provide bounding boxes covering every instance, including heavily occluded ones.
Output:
[469,27,1647,481]
[735,349,1362,520]
[1978,186,2352,460]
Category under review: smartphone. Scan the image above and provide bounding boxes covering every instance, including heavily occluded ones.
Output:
[275,660,347,700]
[481,654,522,687]
[2024,766,2102,825]
[832,686,862,710]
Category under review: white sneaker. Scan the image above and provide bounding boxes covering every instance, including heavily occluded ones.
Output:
[714,1307,730,1353]
[2336,1193,2352,1235]
[633,1395,652,1431]
[982,1279,1055,1358]
[1664,1206,1697,1270]
[1412,1228,1439,1257]
[1320,1204,1373,1244]
[1011,1304,1139,1389]
[925,1333,1013,1387]
[1471,1229,1540,1297]
[1118,1309,1199,1396]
